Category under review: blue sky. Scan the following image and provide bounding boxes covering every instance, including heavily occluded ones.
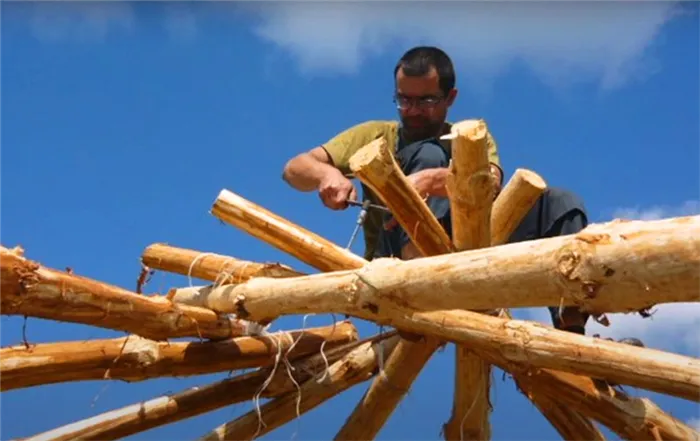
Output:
[2,1,699,440]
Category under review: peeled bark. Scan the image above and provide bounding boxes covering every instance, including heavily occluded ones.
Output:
[0,322,357,391]
[517,369,700,440]
[141,243,304,284]
[348,137,454,257]
[0,248,245,341]
[211,190,365,272]
[21,333,391,441]
[198,333,401,441]
[174,215,700,321]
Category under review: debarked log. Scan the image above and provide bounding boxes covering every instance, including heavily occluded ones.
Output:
[20,333,393,441]
[0,321,357,391]
[517,369,700,440]
[141,243,304,285]
[197,333,402,441]
[170,215,700,323]
[0,247,246,341]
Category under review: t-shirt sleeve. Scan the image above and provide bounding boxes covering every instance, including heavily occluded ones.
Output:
[321,121,389,175]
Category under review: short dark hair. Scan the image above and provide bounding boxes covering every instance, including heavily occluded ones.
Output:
[394,46,456,95]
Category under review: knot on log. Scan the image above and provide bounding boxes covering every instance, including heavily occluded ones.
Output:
[122,337,160,367]
[555,234,622,308]
[14,260,41,296]
[498,321,533,365]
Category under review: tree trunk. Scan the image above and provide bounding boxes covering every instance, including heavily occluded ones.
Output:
[20,333,390,441]
[175,215,699,321]
[197,333,401,441]
[211,189,366,272]
[1,322,357,391]
[141,243,304,284]
[0,247,246,341]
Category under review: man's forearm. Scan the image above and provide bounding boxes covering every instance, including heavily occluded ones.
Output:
[282,153,338,192]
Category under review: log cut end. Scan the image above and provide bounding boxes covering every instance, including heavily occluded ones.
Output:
[348,137,392,180]
[512,168,547,192]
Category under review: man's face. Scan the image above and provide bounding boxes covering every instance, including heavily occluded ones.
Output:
[394,66,457,142]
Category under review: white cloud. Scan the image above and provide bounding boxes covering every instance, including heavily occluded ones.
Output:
[248,1,685,90]
[688,418,700,431]
[519,303,700,357]
[29,2,136,42]
[611,200,700,221]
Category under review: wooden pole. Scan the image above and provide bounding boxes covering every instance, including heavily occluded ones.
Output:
[444,118,495,252]
[1,322,357,391]
[141,243,304,284]
[172,215,700,321]
[20,334,389,441]
[490,168,547,245]
[0,247,246,341]
[211,190,365,272]
[197,333,401,441]
[335,131,472,440]
[348,137,453,256]
[517,368,700,440]
[444,119,499,441]
[524,391,607,441]
[444,164,554,441]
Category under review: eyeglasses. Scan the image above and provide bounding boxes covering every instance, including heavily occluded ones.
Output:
[393,93,444,110]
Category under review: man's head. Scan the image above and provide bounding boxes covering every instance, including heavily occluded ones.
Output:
[393,46,457,142]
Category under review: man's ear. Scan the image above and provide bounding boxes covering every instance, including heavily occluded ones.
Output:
[446,88,458,106]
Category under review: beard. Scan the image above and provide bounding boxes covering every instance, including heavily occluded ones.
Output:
[400,116,445,143]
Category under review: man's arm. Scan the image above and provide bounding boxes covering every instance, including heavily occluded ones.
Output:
[282,147,339,192]
[282,147,357,210]
[406,163,503,199]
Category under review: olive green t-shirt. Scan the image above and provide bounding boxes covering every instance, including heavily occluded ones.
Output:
[321,120,502,260]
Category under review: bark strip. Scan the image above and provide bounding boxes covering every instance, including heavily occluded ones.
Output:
[1,322,357,391]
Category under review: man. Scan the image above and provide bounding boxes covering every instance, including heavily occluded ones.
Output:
[282,46,503,262]
[282,46,634,341]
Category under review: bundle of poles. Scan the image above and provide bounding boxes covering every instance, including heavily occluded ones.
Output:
[2,120,699,440]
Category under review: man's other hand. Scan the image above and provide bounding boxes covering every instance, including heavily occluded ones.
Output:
[318,169,357,210]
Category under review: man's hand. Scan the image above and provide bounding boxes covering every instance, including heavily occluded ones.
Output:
[318,169,357,210]
[406,169,446,199]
